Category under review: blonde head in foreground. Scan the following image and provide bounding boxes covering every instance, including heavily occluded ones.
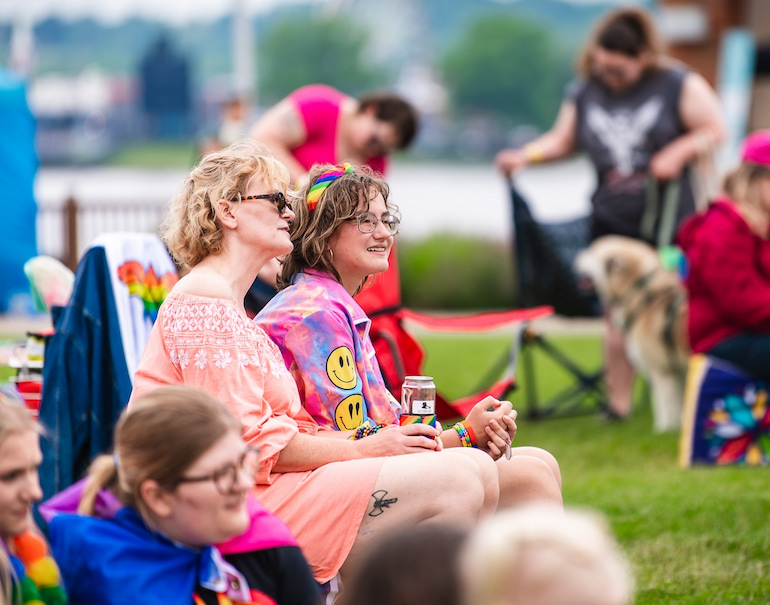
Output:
[460,504,634,605]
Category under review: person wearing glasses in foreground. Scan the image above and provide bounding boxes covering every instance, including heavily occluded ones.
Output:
[128,141,502,591]
[47,385,321,605]
[255,163,562,508]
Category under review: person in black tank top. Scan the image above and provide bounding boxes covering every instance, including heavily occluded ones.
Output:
[495,6,725,420]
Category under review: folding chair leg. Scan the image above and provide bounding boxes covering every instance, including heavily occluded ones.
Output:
[521,337,540,418]
[520,329,606,419]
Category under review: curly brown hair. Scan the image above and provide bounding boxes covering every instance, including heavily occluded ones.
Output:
[161,139,290,268]
[576,7,665,78]
[278,163,398,294]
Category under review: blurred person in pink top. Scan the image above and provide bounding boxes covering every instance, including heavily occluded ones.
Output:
[248,84,418,325]
[249,84,417,186]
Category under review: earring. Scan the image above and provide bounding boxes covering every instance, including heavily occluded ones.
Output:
[328,248,334,258]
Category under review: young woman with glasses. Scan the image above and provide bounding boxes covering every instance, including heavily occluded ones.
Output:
[255,163,562,509]
[47,385,321,605]
[128,141,501,594]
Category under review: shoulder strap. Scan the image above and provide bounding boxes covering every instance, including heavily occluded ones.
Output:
[640,177,682,248]
[657,179,682,248]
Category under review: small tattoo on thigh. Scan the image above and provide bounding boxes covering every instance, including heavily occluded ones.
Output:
[369,489,398,517]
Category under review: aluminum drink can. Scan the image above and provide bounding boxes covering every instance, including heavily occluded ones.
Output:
[401,376,436,416]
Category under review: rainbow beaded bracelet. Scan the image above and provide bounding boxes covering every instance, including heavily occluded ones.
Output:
[350,423,384,440]
[452,421,477,448]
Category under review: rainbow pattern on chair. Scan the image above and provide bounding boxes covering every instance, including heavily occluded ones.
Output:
[680,355,770,466]
[117,260,178,322]
[90,232,179,381]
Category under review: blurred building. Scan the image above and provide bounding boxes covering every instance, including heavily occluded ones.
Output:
[138,33,192,139]
[29,68,120,164]
[658,0,770,165]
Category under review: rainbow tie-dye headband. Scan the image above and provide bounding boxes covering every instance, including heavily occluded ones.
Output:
[306,163,355,214]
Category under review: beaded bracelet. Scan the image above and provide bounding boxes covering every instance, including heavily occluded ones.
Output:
[452,421,477,448]
[350,424,384,440]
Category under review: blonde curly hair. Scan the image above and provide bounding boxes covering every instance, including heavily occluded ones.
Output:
[161,139,290,268]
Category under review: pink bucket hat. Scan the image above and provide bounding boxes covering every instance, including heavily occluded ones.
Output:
[741,130,770,167]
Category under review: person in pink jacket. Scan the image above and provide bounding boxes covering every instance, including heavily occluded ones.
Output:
[678,130,770,378]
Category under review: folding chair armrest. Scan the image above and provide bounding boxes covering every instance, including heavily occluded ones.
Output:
[370,327,406,382]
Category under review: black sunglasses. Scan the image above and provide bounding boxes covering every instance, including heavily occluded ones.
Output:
[235,191,293,214]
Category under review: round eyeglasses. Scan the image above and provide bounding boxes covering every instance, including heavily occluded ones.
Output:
[349,212,400,235]
[234,191,293,214]
[177,447,260,495]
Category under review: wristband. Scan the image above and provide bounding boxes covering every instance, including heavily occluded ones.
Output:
[452,421,477,448]
[523,143,545,163]
[464,422,478,446]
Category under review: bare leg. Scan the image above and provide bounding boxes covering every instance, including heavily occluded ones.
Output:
[452,446,502,517]
[339,448,495,585]
[604,316,635,417]
[496,446,563,508]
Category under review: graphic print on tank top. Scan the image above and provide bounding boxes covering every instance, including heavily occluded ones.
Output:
[586,96,663,178]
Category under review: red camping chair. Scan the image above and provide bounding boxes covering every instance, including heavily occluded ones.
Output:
[364,303,553,421]
[355,237,554,421]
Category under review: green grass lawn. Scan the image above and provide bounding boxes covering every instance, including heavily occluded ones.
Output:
[106,142,200,169]
[419,332,769,605]
[2,330,767,603]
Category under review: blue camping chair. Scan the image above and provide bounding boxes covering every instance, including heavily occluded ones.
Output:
[509,182,605,418]
[38,232,179,498]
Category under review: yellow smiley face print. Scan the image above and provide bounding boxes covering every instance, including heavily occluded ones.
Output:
[335,394,364,430]
[327,346,357,390]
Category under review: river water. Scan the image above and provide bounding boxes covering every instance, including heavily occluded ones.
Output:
[34,156,597,256]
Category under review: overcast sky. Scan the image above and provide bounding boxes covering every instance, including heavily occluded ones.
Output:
[1,0,645,26]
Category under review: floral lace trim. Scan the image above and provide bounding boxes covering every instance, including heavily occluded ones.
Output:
[161,296,289,378]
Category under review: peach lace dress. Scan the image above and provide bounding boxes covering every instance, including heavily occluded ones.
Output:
[130,292,385,582]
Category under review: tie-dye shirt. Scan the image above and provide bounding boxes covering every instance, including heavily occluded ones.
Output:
[256,271,400,431]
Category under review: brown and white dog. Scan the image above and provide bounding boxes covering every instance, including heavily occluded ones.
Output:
[574,235,690,432]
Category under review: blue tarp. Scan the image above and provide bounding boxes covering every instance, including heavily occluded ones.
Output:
[0,68,38,313]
